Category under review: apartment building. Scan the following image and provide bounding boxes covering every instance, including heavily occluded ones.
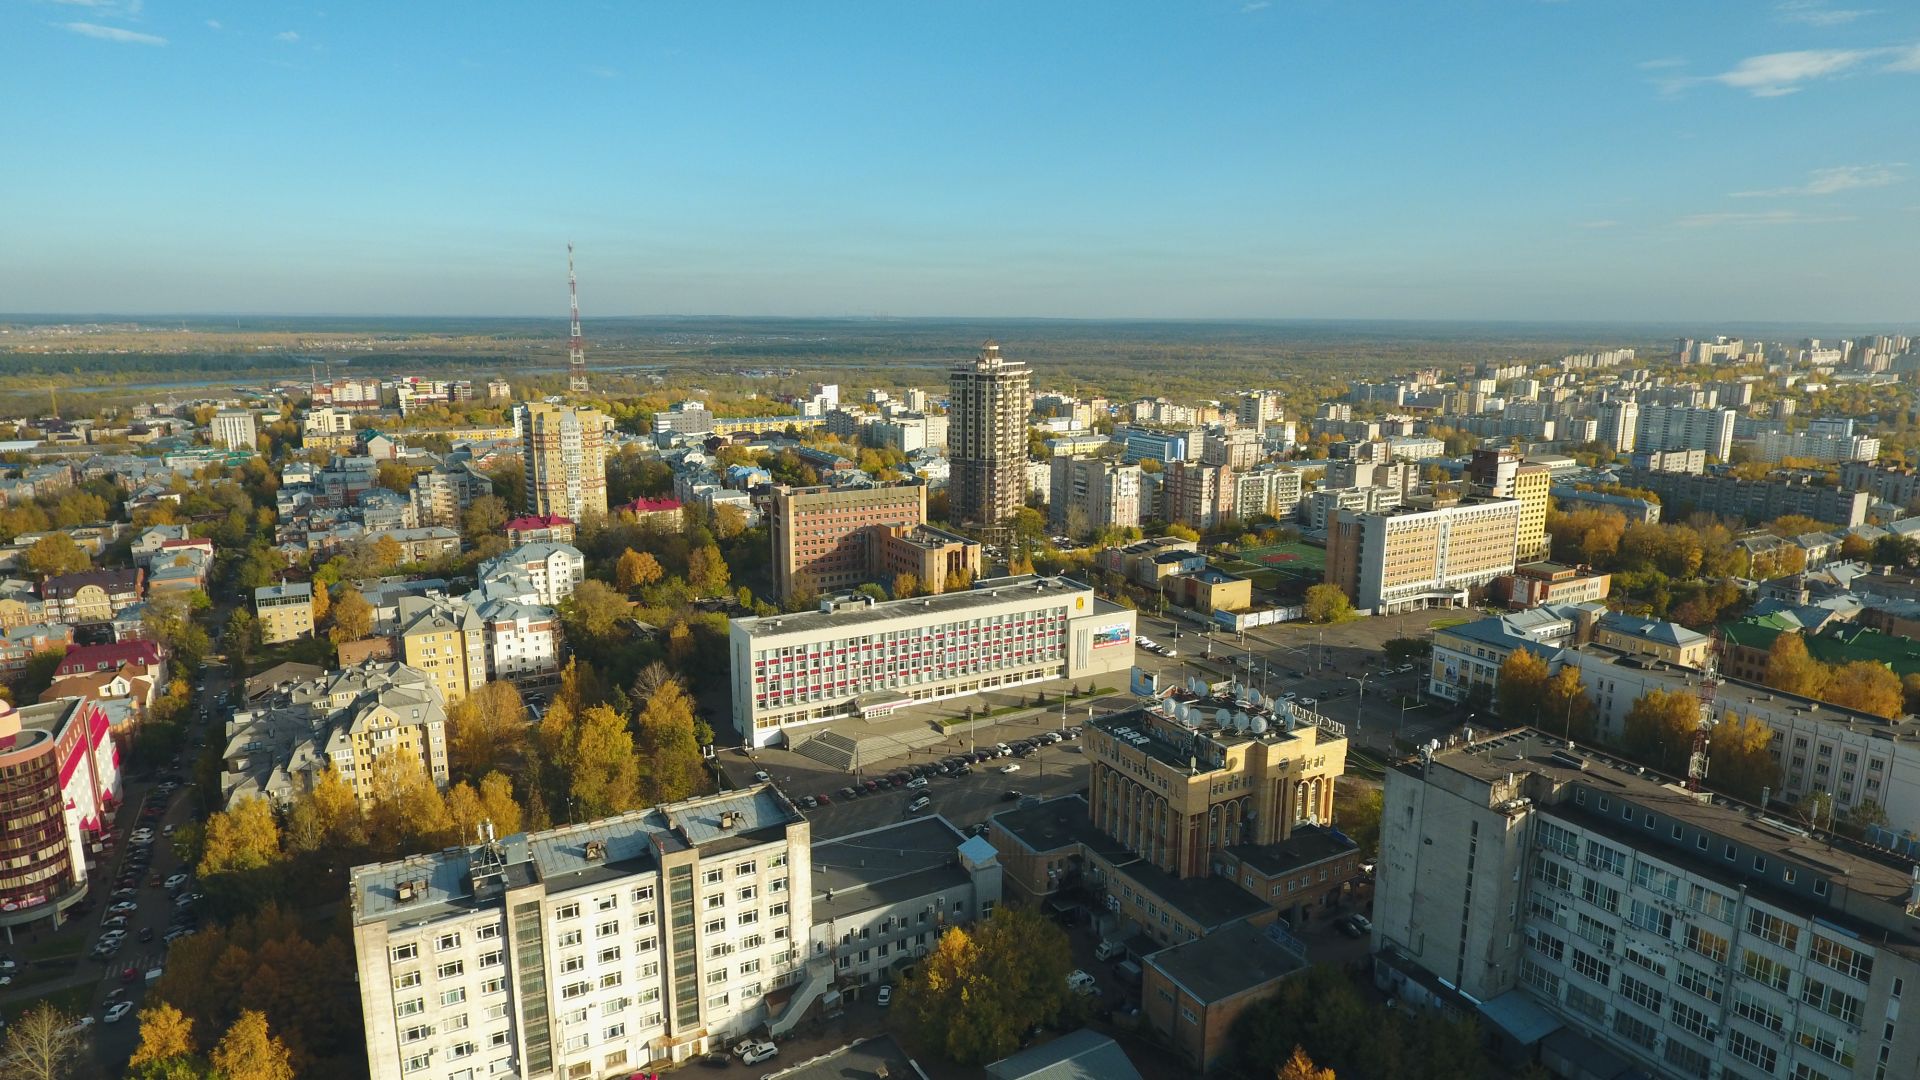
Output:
[1163,461,1235,531]
[1232,466,1304,521]
[870,524,983,595]
[522,403,610,521]
[1468,449,1550,562]
[729,576,1136,747]
[505,515,577,546]
[222,661,448,808]
[479,543,587,607]
[1752,430,1881,465]
[350,786,814,1078]
[1324,497,1521,614]
[768,482,926,602]
[254,581,315,644]
[1047,457,1142,536]
[41,568,144,624]
[473,597,563,695]
[1629,448,1707,475]
[1839,461,1920,506]
[1635,405,1736,462]
[410,463,494,529]
[0,698,119,933]
[303,406,359,451]
[808,818,1003,987]
[397,595,488,705]
[1597,399,1638,453]
[1548,485,1663,524]
[210,409,258,451]
[948,342,1032,532]
[1622,468,1870,528]
[1376,728,1920,1080]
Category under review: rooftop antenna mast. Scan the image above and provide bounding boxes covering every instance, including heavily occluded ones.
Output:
[567,243,588,394]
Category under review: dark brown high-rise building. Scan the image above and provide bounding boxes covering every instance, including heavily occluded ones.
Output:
[948,341,1032,534]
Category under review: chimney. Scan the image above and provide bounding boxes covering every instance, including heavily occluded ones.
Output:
[719,811,736,830]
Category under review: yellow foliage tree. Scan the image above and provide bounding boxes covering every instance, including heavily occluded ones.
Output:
[129,1002,196,1068]
[1280,1046,1337,1080]
[1764,632,1829,700]
[198,797,282,878]
[210,1009,295,1080]
[1622,689,1700,774]
[1709,712,1778,804]
[1495,649,1550,724]
[1824,660,1904,720]
[615,548,664,592]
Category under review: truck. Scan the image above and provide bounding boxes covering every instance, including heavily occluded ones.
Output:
[1094,937,1127,962]
[1114,959,1143,986]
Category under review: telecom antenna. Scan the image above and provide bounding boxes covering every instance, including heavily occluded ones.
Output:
[567,243,588,394]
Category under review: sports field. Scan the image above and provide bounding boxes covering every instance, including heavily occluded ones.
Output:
[1232,541,1326,579]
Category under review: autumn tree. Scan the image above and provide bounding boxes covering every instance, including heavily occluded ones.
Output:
[1709,713,1778,804]
[447,679,529,780]
[1546,507,1626,566]
[2,1001,84,1080]
[568,704,642,820]
[636,678,707,804]
[1823,660,1904,719]
[900,906,1073,1065]
[1280,1046,1338,1080]
[327,587,375,644]
[446,772,525,845]
[1542,665,1595,740]
[1302,583,1353,624]
[210,1010,296,1080]
[199,796,283,878]
[892,572,920,600]
[1764,632,1829,700]
[560,578,631,645]
[24,532,91,577]
[1494,649,1550,724]
[1622,688,1701,773]
[1161,522,1198,541]
[372,534,406,570]
[615,548,663,593]
[309,580,330,624]
[365,752,454,852]
[129,1002,197,1073]
[688,543,730,596]
[462,494,509,545]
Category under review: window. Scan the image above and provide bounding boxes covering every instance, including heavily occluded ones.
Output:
[558,929,583,948]
[705,918,726,934]
[738,909,759,926]
[1665,1040,1711,1080]
[598,971,622,990]
[1520,957,1560,997]
[1632,862,1679,900]
[487,1002,510,1021]
[1620,973,1663,1015]
[1743,950,1791,993]
[403,1053,431,1074]
[475,924,500,941]
[704,868,724,885]
[640,961,660,979]
[598,946,621,965]
[604,1023,627,1041]
[1794,1021,1855,1066]
[1533,857,1573,893]
[633,885,655,903]
[770,877,788,893]
[597,894,618,911]
[1537,820,1578,857]
[437,960,465,979]
[1728,1028,1778,1073]
[1675,962,1721,1004]
[1802,976,1865,1025]
[396,998,425,1018]
[770,854,786,869]
[1565,985,1606,1022]
[1811,934,1873,981]
[1670,998,1711,1038]
[769,902,789,917]
[1528,928,1565,962]
[636,911,656,928]
[393,971,422,990]
[1571,949,1610,987]
[1580,876,1619,915]
[481,977,506,995]
[437,932,462,951]
[707,993,730,1010]
[1685,924,1729,965]
[555,902,581,920]
[707,968,728,985]
[597,919,620,938]
[1627,899,1673,939]
[1747,908,1801,951]
[402,1024,431,1044]
[442,987,467,1007]
[706,894,725,910]
[561,954,585,974]
[479,950,503,969]
[1613,1009,1658,1050]
[1688,883,1735,922]
[561,980,591,1000]
[390,943,419,963]
[1584,841,1626,877]
[739,886,757,903]
[736,860,756,876]
[1575,913,1615,952]
[740,958,761,974]
[1732,987,1785,1033]
[1623,945,1666,978]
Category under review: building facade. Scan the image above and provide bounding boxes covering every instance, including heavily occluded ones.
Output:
[254,581,315,644]
[522,403,610,522]
[0,698,118,931]
[729,576,1136,747]
[210,410,258,451]
[41,568,144,624]
[479,543,587,608]
[768,482,926,602]
[1048,457,1142,536]
[1324,498,1521,613]
[948,342,1033,533]
[1163,461,1235,531]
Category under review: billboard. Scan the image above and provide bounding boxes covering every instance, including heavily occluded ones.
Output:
[1092,624,1131,649]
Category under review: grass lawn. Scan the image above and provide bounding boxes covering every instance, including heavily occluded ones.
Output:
[21,933,90,964]
[1,982,94,1025]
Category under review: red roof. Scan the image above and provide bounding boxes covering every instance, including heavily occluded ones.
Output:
[56,640,165,677]
[619,497,682,514]
[505,515,574,531]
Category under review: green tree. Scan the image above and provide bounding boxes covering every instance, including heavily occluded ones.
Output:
[1494,649,1550,724]
[1302,583,1353,624]
[1280,1047,1338,1080]
[1622,688,1700,773]
[1542,665,1594,740]
[371,534,406,570]
[24,532,91,577]
[900,906,1074,1065]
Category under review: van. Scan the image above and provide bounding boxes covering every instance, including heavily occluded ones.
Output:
[1093,938,1126,962]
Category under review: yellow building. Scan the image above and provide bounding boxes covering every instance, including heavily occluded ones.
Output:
[520,402,610,521]
[1325,496,1521,614]
[253,582,315,644]
[395,597,485,705]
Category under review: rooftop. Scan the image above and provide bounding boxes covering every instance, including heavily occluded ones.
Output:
[1110,856,1270,932]
[771,1035,921,1080]
[1595,610,1706,648]
[991,795,1132,861]
[986,1028,1142,1080]
[735,575,1092,638]
[254,581,312,602]
[1228,823,1359,877]
[811,818,973,924]
[1143,919,1307,1004]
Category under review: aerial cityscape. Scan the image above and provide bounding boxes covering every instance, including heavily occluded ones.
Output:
[3,3,1920,1080]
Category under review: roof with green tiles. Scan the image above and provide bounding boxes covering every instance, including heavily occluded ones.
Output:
[1720,616,1920,676]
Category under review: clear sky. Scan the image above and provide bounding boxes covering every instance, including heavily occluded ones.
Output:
[3,1,1917,322]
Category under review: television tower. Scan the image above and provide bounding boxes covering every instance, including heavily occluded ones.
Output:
[566,243,588,394]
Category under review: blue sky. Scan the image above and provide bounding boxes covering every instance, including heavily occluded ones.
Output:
[3,1,1918,321]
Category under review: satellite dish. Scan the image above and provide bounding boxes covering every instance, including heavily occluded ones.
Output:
[1251,715,1269,735]
[1214,708,1231,727]
[1235,711,1251,731]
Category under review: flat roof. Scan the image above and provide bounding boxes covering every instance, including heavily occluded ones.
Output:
[770,1035,921,1080]
[991,795,1131,861]
[1144,919,1306,1004]
[986,1028,1142,1080]
[735,575,1091,638]
[1229,824,1358,877]
[1112,857,1269,932]
[811,818,971,923]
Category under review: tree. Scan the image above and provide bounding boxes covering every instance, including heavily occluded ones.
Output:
[561,579,631,644]
[1494,649,1550,724]
[129,1002,197,1071]
[372,534,406,571]
[1709,713,1778,804]
[900,906,1073,1065]
[892,572,920,600]
[198,796,283,878]
[569,704,642,820]
[615,548,663,593]
[1621,688,1700,773]
[447,680,529,780]
[1302,584,1352,624]
[209,1010,295,1080]
[635,679,707,804]
[2,1001,84,1080]
[308,579,330,625]
[365,752,454,852]
[687,543,730,596]
[1280,1046,1338,1080]
[1824,660,1903,719]
[1382,638,1430,665]
[224,608,259,662]
[462,495,509,545]
[1542,665,1594,739]
[327,587,374,645]
[1161,522,1199,541]
[24,532,91,577]
[1763,632,1829,700]
[446,773,524,847]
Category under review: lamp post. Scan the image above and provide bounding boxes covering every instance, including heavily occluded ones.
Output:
[1347,673,1371,734]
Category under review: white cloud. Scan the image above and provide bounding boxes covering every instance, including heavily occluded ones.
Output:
[1776,1,1875,26]
[206,19,222,30]
[62,21,165,45]
[276,30,300,43]
[1709,47,1879,95]
[1733,163,1906,197]
[1239,1,1272,12]
[1676,209,1855,227]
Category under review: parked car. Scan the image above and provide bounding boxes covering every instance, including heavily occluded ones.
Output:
[740,1043,779,1066]
[1000,763,1021,774]
[103,1002,134,1024]
[798,796,817,810]
[751,770,771,783]
[876,984,892,1007]
[906,795,931,813]
[165,873,189,890]
[815,792,831,806]
[905,776,928,790]
[1003,789,1023,801]
[108,901,138,916]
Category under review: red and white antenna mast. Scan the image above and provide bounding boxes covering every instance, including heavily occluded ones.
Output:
[567,242,588,394]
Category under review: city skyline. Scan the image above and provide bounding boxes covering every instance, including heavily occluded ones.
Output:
[3,2,1919,321]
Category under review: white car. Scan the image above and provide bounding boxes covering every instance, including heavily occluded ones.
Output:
[164,873,189,890]
[906,795,931,813]
[905,776,928,790]
[129,829,154,843]
[103,1002,133,1024]
[876,984,892,1007]
[108,901,138,916]
[752,771,771,783]
[741,1042,779,1066]
[1000,763,1021,774]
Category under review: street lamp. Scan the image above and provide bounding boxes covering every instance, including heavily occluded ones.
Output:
[1347,673,1371,734]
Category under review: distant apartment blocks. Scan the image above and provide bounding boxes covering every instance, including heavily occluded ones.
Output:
[948,341,1032,532]
[767,481,984,602]
[1048,456,1142,536]
[1617,469,1868,527]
